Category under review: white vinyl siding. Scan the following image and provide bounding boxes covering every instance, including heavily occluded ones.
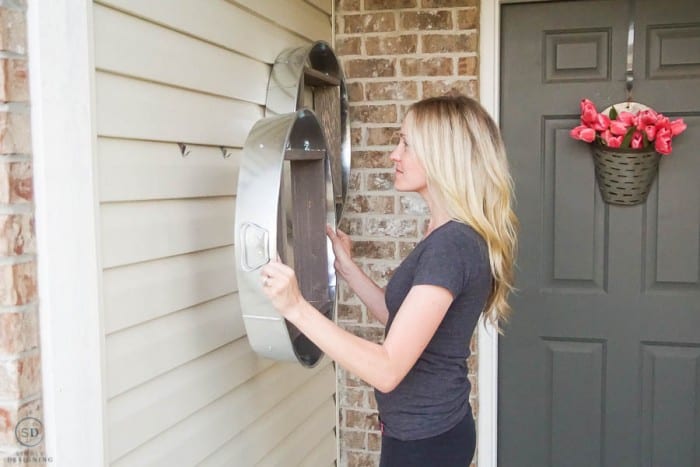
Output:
[92,1,335,465]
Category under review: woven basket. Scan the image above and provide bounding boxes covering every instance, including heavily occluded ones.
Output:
[591,143,661,206]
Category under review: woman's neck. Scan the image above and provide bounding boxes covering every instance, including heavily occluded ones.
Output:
[422,191,452,236]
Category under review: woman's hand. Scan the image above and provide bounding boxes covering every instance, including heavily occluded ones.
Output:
[326,225,355,279]
[260,259,304,320]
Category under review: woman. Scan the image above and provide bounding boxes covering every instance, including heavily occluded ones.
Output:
[260,95,518,466]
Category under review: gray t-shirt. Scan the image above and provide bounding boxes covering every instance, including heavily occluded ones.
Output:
[376,220,492,440]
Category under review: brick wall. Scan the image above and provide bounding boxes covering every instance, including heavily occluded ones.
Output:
[334,0,480,465]
[0,1,45,465]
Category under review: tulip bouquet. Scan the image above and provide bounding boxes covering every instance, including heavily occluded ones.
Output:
[570,99,687,155]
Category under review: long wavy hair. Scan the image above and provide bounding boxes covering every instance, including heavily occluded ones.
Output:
[406,95,518,332]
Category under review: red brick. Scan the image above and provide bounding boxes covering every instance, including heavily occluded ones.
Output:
[344,58,396,78]
[0,8,27,54]
[338,216,363,236]
[365,81,418,101]
[339,386,367,408]
[344,13,396,34]
[401,10,453,30]
[365,34,417,55]
[0,214,35,256]
[345,195,395,215]
[422,0,478,6]
[458,56,478,76]
[0,352,41,399]
[335,36,361,56]
[351,151,393,168]
[349,104,397,124]
[0,261,37,306]
[457,8,479,29]
[351,240,396,259]
[346,451,380,467]
[366,126,400,147]
[339,429,366,450]
[344,325,386,344]
[399,194,429,215]
[344,408,380,430]
[0,162,32,203]
[0,398,41,448]
[399,241,418,259]
[365,0,417,9]
[365,218,418,237]
[0,112,32,154]
[351,127,363,146]
[400,57,453,76]
[368,431,382,451]
[336,0,361,12]
[338,303,363,322]
[364,263,397,288]
[339,366,366,388]
[0,309,38,355]
[0,59,29,102]
[346,82,364,102]
[422,78,477,98]
[422,32,478,53]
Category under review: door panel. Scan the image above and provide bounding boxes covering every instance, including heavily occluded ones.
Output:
[499,1,700,466]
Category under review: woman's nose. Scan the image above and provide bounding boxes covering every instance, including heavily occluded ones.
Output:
[389,146,400,161]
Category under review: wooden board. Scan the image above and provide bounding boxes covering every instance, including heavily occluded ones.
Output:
[103,246,237,334]
[196,365,335,466]
[105,294,245,398]
[256,398,336,466]
[93,4,269,104]
[107,339,274,460]
[95,71,261,146]
[95,0,312,64]
[98,138,241,202]
[111,360,331,466]
[230,0,331,43]
[304,0,332,15]
[100,197,235,268]
[298,431,338,467]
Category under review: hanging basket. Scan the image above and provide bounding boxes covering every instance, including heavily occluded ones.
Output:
[591,143,661,206]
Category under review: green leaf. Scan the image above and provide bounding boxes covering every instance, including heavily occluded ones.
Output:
[621,126,635,148]
[609,105,618,120]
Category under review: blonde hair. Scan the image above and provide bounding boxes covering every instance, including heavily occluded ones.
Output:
[406,95,518,333]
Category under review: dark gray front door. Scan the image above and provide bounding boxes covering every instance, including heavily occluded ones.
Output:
[499,1,700,466]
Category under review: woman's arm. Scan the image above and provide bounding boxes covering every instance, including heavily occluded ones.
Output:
[327,226,389,325]
[260,260,453,392]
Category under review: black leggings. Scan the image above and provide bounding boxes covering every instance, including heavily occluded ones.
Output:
[379,413,476,467]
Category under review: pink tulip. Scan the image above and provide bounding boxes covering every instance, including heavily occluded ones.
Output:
[601,130,623,148]
[643,125,657,141]
[631,131,644,149]
[637,109,658,129]
[570,125,596,143]
[610,120,629,136]
[618,111,637,126]
[592,113,611,131]
[607,136,623,148]
[670,118,687,136]
[655,115,669,127]
[580,99,598,125]
[655,128,672,155]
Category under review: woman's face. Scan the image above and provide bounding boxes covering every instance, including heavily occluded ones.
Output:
[390,115,428,194]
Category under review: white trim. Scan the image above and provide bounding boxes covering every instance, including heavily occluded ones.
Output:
[27,1,107,466]
[479,2,559,465]
[478,1,500,466]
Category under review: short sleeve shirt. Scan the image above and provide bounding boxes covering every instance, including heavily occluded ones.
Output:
[375,220,492,440]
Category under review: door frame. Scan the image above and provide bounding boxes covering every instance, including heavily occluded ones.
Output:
[478,1,554,466]
[27,0,107,465]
